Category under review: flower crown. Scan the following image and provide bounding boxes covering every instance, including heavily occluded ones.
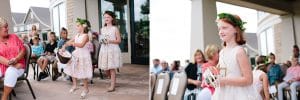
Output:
[76,18,90,28]
[217,13,247,32]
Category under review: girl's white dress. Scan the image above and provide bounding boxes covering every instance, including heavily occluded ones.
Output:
[252,70,264,100]
[212,46,260,100]
[64,34,93,79]
[98,26,122,70]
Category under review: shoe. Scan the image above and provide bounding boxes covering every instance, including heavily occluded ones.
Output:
[37,72,43,81]
[37,72,47,81]
[107,87,115,92]
[69,87,79,93]
[40,72,49,80]
[52,73,62,81]
[80,90,89,99]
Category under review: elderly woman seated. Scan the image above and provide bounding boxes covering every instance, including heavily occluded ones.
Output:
[277,56,300,100]
[0,17,26,100]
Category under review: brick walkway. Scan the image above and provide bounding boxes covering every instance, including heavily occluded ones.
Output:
[5,64,149,100]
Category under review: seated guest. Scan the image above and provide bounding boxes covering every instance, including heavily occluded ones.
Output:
[0,17,26,100]
[277,56,300,100]
[170,60,180,80]
[252,56,270,100]
[198,44,220,100]
[52,28,74,81]
[37,32,57,81]
[150,59,162,75]
[160,60,170,72]
[184,49,206,100]
[267,53,283,85]
[31,36,44,59]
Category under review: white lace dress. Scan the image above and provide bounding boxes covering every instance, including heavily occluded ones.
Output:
[252,70,264,100]
[64,34,93,79]
[98,26,122,70]
[212,46,260,100]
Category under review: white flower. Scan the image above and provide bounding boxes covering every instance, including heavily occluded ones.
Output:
[82,24,87,27]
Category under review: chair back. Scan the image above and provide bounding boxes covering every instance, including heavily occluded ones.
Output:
[150,73,157,100]
[168,71,187,100]
[24,43,32,78]
[153,72,170,100]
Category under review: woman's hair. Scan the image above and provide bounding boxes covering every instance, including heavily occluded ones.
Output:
[172,60,180,71]
[0,17,8,27]
[255,55,265,65]
[205,44,220,60]
[256,64,267,73]
[104,11,117,26]
[33,36,39,40]
[217,13,246,46]
[193,49,206,64]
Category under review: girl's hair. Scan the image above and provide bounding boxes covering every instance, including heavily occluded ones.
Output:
[0,17,7,27]
[193,49,206,64]
[49,32,57,41]
[205,44,220,60]
[217,13,246,46]
[61,27,68,34]
[104,11,117,26]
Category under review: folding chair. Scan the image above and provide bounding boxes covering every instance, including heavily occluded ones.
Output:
[168,71,187,100]
[150,73,157,100]
[10,43,36,99]
[153,72,170,100]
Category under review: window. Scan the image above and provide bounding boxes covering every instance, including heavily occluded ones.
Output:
[100,0,129,52]
[132,0,149,58]
[259,27,275,55]
[52,3,66,37]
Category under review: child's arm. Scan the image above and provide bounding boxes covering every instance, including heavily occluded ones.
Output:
[72,34,89,48]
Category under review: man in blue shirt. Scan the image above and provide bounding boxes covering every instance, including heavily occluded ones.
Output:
[150,59,162,75]
[52,27,75,81]
[267,53,283,85]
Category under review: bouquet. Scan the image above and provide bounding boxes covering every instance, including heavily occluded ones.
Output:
[99,34,109,45]
[203,64,226,88]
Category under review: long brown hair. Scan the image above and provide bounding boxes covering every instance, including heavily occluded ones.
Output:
[218,15,246,46]
[103,11,117,26]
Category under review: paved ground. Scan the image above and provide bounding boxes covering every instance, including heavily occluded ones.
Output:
[3,64,149,100]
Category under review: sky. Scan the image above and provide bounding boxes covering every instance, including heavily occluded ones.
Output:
[10,0,49,13]
[150,0,258,66]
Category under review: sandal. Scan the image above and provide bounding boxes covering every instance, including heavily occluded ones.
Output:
[80,89,89,99]
[69,87,79,93]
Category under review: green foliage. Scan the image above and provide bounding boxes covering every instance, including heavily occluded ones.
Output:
[217,13,247,32]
